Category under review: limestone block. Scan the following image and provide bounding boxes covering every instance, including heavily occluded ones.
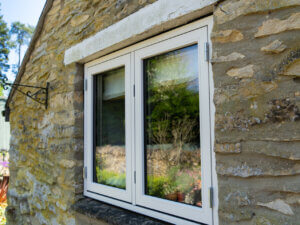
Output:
[281,59,300,77]
[226,65,254,78]
[255,217,273,225]
[257,199,294,216]
[261,40,287,54]
[71,14,90,27]
[215,0,300,24]
[59,159,76,168]
[215,143,241,153]
[216,153,300,177]
[211,52,245,63]
[255,13,300,38]
[211,29,244,43]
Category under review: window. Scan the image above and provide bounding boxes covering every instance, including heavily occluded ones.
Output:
[85,18,214,225]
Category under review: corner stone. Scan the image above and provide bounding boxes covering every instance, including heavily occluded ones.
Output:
[215,143,241,153]
[257,199,294,216]
[281,59,300,77]
[211,30,244,43]
[261,40,287,54]
[71,14,90,27]
[255,13,300,38]
[226,65,254,78]
[59,159,76,169]
[212,52,245,63]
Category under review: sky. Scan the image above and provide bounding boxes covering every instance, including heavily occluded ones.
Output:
[0,0,46,89]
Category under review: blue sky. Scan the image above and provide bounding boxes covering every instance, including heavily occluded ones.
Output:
[0,0,46,86]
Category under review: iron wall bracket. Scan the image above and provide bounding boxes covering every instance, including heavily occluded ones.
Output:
[0,76,49,109]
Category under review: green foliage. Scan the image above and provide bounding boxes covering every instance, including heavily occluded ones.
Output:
[96,168,126,189]
[175,172,194,193]
[147,175,169,198]
[10,21,34,73]
[0,4,10,94]
[144,46,200,146]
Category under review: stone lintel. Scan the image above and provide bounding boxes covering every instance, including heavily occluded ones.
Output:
[64,0,217,65]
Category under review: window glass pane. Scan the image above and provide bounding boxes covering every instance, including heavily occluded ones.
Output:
[144,45,202,207]
[94,67,126,189]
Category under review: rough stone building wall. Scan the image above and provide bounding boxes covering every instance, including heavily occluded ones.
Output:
[6,0,300,225]
[6,1,157,224]
[212,1,300,224]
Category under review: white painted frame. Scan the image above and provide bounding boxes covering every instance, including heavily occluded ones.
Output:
[85,53,133,202]
[135,27,212,224]
[84,16,218,225]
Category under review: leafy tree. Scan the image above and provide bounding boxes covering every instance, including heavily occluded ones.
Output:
[0,4,10,96]
[10,22,34,74]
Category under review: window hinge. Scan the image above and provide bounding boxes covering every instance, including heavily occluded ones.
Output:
[133,85,135,97]
[209,187,213,208]
[84,79,88,91]
[83,167,87,179]
[134,171,136,184]
[205,42,210,62]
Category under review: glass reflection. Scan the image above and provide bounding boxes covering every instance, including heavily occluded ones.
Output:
[94,67,126,189]
[144,45,202,207]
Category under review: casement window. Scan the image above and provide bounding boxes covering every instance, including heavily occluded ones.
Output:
[84,17,214,225]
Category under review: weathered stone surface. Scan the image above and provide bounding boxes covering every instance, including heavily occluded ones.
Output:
[226,65,254,78]
[59,159,76,169]
[212,52,245,63]
[257,199,294,216]
[211,29,243,43]
[215,143,241,154]
[71,14,90,27]
[216,154,300,177]
[255,13,300,38]
[281,59,300,76]
[214,0,300,24]
[261,40,287,54]
[242,141,300,160]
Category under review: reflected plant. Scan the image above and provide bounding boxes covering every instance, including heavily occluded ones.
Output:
[171,116,197,164]
[96,168,126,189]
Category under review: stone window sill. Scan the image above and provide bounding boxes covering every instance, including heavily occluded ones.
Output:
[72,197,171,225]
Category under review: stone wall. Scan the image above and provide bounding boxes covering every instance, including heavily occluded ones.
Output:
[212,0,300,224]
[6,1,157,224]
[6,0,300,225]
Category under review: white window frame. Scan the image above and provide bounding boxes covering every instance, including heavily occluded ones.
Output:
[135,26,212,224]
[84,53,133,202]
[84,16,216,225]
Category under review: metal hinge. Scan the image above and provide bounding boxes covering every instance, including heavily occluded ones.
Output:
[209,187,213,208]
[83,167,87,179]
[134,171,136,184]
[84,79,88,91]
[205,42,210,62]
[133,85,135,97]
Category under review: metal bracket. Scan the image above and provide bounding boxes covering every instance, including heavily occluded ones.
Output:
[134,171,136,184]
[133,84,135,97]
[84,79,87,91]
[83,167,87,179]
[209,187,213,208]
[0,76,49,109]
[205,42,210,62]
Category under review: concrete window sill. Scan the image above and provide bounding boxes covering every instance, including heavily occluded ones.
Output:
[72,197,171,225]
